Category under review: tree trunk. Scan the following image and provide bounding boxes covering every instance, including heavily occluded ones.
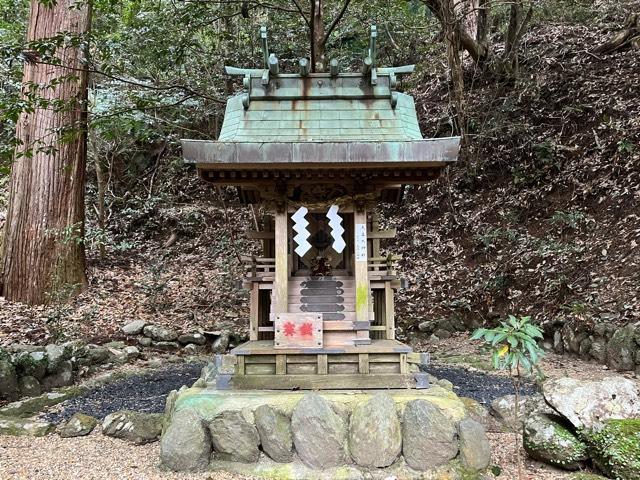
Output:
[1,0,91,304]
[310,0,325,72]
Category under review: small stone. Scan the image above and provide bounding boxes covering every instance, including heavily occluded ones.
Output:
[209,410,260,463]
[123,346,140,360]
[523,413,587,470]
[291,393,348,468]
[103,341,127,350]
[211,333,230,354]
[86,345,110,365]
[143,325,178,342]
[122,320,147,335]
[433,328,452,339]
[152,341,180,352]
[57,412,98,438]
[41,360,73,389]
[102,410,163,445]
[348,392,401,468]
[254,404,294,463]
[417,321,434,333]
[161,409,212,472]
[18,376,41,397]
[183,344,201,355]
[460,397,500,432]
[138,337,152,347]
[590,340,607,363]
[402,399,458,471]
[178,333,206,345]
[458,417,491,470]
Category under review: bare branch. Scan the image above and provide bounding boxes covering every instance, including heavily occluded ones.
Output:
[322,0,352,45]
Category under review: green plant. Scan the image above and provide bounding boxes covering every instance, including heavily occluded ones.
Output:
[551,210,586,230]
[471,315,545,480]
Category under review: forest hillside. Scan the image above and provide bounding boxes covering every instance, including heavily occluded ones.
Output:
[0,0,639,350]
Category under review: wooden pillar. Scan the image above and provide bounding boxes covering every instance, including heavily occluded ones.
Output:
[274,207,289,314]
[249,283,259,340]
[354,207,369,323]
[384,281,395,340]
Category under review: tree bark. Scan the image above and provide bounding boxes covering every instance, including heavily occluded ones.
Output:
[1,0,91,304]
[310,0,325,71]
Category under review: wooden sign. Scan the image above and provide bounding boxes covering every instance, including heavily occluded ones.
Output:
[355,223,368,261]
[274,313,323,349]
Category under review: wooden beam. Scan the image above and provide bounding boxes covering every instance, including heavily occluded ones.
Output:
[367,229,397,239]
[274,208,288,314]
[228,373,424,390]
[246,231,275,240]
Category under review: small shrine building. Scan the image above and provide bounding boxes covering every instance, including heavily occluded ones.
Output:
[182,26,460,390]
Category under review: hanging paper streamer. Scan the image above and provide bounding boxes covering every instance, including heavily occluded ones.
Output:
[292,206,311,256]
[326,205,346,253]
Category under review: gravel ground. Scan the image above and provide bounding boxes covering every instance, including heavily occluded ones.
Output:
[425,364,537,405]
[45,363,203,423]
[0,431,254,480]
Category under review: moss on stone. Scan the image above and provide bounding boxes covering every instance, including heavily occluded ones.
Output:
[582,418,640,480]
[568,473,609,480]
[0,385,87,418]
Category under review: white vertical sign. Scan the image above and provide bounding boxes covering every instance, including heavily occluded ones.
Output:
[355,223,367,261]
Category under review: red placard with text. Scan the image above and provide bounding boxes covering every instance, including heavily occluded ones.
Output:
[274,314,323,349]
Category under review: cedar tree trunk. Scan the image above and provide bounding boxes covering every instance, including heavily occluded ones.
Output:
[1,0,92,304]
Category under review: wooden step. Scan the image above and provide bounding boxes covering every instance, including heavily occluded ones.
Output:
[270,312,374,321]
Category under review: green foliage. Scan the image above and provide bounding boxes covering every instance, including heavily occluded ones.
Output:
[471,315,544,375]
[551,210,587,230]
[475,227,519,250]
[583,419,640,480]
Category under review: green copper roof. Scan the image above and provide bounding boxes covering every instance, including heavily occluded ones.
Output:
[218,78,422,143]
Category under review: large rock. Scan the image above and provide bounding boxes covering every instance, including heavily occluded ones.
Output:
[209,410,260,463]
[348,392,401,468]
[161,409,212,472]
[178,332,206,346]
[0,389,85,417]
[18,376,41,397]
[41,360,73,389]
[457,417,491,470]
[85,345,110,365]
[44,344,71,373]
[254,404,293,463]
[402,399,458,471]
[143,325,178,342]
[0,417,55,436]
[606,326,636,371]
[211,333,230,354]
[57,412,98,438]
[102,410,163,445]
[543,377,640,430]
[583,418,640,480]
[122,320,147,335]
[460,397,500,432]
[490,394,528,430]
[13,351,48,380]
[291,393,348,468]
[523,413,587,470]
[0,352,19,400]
